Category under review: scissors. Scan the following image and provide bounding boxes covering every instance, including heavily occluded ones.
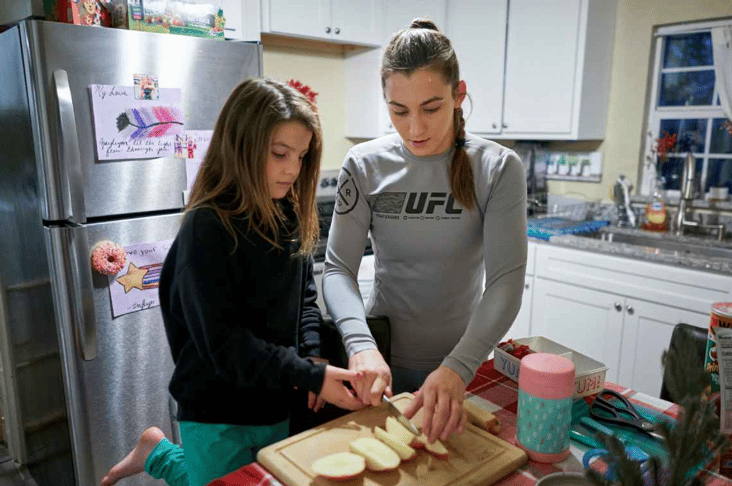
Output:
[589,389,664,441]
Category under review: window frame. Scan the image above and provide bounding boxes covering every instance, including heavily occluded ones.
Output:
[640,18,732,197]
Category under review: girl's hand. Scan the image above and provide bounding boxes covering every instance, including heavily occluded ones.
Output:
[307,356,328,411]
[403,366,467,443]
[318,365,366,411]
[348,349,392,406]
[308,391,325,412]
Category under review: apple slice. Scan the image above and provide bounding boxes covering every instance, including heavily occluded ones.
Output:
[374,426,416,461]
[349,437,401,471]
[311,452,365,480]
[424,438,449,460]
[410,432,427,449]
[385,416,421,448]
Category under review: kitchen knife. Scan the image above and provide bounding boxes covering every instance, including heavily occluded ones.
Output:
[382,395,421,436]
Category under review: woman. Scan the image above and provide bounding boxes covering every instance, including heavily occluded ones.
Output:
[322,19,527,444]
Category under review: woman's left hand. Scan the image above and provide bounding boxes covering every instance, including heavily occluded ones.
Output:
[403,366,467,443]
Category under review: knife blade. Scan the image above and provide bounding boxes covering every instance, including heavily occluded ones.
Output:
[382,395,421,436]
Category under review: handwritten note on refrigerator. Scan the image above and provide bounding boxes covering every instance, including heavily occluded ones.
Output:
[110,240,173,318]
[184,130,213,191]
[90,84,185,160]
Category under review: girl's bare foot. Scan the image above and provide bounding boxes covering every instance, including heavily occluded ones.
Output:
[101,427,165,486]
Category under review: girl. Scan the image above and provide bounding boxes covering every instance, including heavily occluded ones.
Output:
[101,78,363,486]
[323,19,527,445]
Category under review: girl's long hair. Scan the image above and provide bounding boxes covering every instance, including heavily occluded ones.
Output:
[186,77,322,254]
[381,18,475,210]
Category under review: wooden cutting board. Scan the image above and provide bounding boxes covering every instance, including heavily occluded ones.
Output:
[257,393,527,486]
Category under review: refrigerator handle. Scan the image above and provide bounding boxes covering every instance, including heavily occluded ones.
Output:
[53,69,86,224]
[45,226,98,361]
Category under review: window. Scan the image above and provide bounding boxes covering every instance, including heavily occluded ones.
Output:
[641,19,732,198]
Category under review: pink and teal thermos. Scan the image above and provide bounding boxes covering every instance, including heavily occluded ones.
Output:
[516,353,576,463]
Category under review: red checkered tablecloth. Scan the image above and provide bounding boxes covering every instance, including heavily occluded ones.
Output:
[209,360,732,486]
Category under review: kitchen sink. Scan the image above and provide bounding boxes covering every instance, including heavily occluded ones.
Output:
[581,229,732,260]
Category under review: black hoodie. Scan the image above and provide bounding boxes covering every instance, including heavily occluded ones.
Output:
[160,204,325,426]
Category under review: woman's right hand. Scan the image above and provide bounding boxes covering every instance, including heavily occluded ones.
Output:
[318,365,366,411]
[348,349,392,406]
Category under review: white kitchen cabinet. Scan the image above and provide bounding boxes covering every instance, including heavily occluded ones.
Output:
[344,0,447,138]
[533,243,730,397]
[501,241,536,341]
[445,0,507,136]
[452,0,617,140]
[618,299,708,397]
[344,0,617,140]
[532,277,709,397]
[502,277,533,341]
[531,277,624,383]
[223,0,261,41]
[261,0,383,46]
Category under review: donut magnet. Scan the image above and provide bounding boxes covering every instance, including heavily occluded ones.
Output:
[91,240,127,276]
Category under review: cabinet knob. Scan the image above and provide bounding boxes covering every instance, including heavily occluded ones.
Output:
[334,27,340,34]
[502,123,508,129]
[626,305,634,315]
[614,302,622,311]
[492,123,498,129]
[524,283,529,289]
[325,26,331,33]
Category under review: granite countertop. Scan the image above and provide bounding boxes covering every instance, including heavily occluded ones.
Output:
[544,226,732,276]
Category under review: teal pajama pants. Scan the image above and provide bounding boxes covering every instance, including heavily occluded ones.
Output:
[145,420,289,486]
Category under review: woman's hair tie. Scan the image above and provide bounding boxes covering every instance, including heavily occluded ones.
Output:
[455,137,466,148]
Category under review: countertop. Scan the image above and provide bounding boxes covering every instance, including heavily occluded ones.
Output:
[209,359,732,486]
[542,226,732,276]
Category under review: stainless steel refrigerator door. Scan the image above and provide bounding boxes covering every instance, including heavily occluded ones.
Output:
[46,212,183,486]
[20,20,262,222]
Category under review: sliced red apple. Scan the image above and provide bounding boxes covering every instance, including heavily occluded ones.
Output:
[311,452,365,480]
[424,438,449,460]
[385,416,421,448]
[373,426,416,461]
[349,437,401,471]
[410,432,427,449]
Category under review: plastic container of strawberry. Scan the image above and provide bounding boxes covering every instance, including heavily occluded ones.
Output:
[494,336,608,398]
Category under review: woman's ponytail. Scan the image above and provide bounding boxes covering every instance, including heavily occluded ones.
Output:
[450,107,475,210]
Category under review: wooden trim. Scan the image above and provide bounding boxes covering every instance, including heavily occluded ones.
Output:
[260,33,372,56]
[654,17,732,37]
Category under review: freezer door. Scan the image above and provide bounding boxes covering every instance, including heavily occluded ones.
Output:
[20,20,262,222]
[46,212,183,486]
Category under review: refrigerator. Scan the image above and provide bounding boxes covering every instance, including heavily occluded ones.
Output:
[0,20,262,485]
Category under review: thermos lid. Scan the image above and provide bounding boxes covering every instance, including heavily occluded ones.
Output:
[519,353,575,399]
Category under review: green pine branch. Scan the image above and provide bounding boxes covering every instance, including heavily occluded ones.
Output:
[583,327,728,485]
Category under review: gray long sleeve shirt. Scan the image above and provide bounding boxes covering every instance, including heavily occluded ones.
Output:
[323,133,527,385]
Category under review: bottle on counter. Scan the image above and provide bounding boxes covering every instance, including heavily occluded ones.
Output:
[642,176,668,232]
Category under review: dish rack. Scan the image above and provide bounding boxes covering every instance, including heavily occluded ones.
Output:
[530,198,601,222]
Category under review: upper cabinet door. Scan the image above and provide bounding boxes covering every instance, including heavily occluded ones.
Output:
[263,0,382,46]
[265,0,331,40]
[446,0,507,135]
[331,0,383,46]
[502,0,581,136]
[384,0,446,44]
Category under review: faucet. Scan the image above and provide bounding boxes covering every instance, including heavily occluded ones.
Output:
[673,153,725,240]
[613,175,636,228]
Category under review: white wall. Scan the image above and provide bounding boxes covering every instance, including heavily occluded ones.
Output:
[262,39,356,170]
